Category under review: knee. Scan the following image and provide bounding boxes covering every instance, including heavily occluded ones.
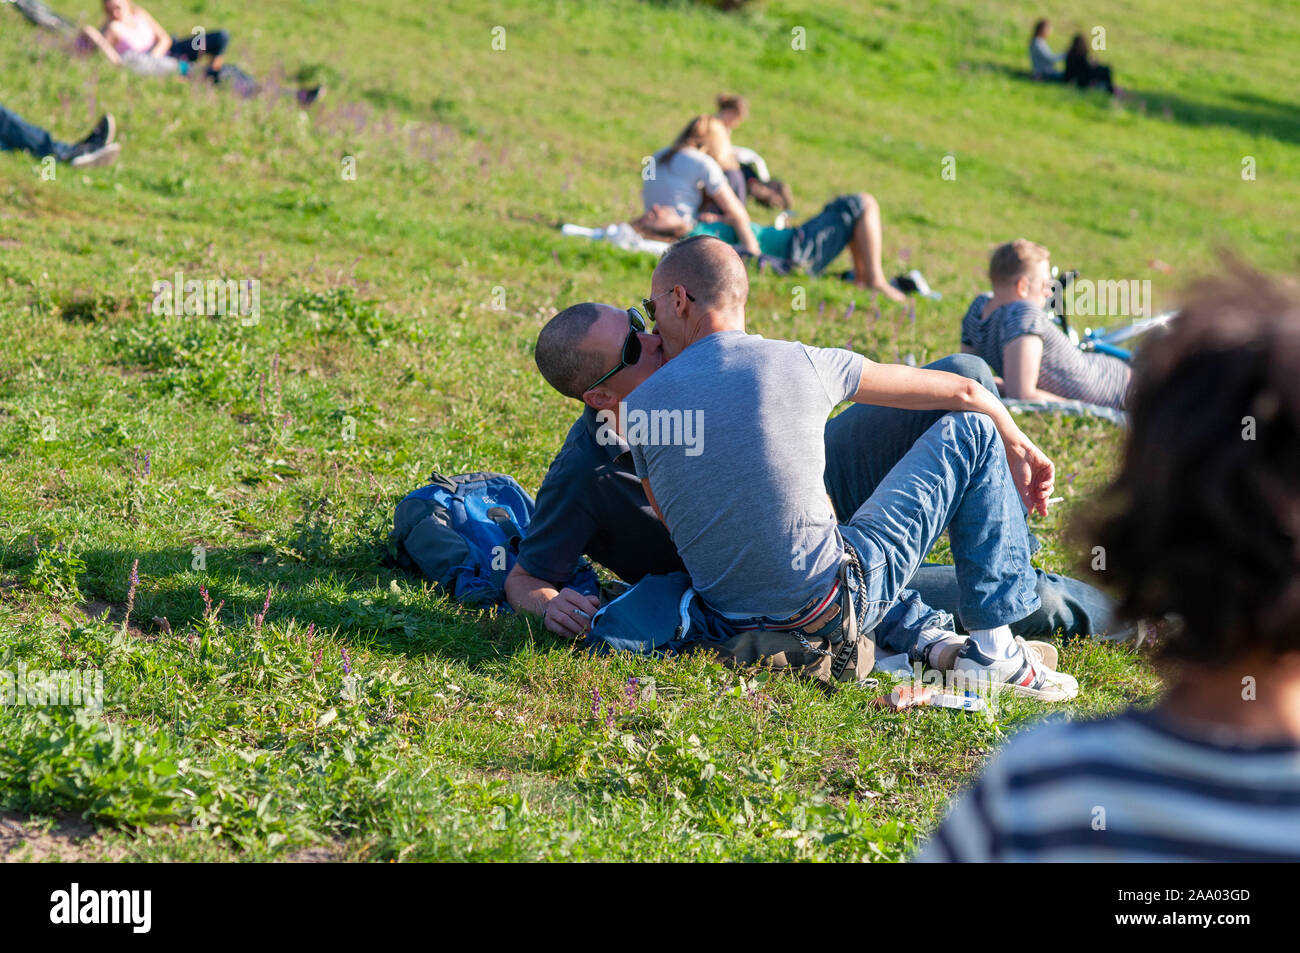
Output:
[941,351,998,392]
[856,192,878,213]
[208,29,230,55]
[949,410,997,448]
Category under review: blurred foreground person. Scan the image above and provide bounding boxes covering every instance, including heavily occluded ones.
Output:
[920,262,1300,862]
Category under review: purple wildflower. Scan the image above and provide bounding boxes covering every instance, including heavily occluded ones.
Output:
[341,647,351,675]
[590,687,602,720]
[845,300,855,322]
[311,649,322,673]
[305,621,315,647]
[625,677,639,711]
[143,450,151,477]
[200,582,212,615]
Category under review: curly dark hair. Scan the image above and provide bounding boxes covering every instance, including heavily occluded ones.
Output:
[1075,262,1300,664]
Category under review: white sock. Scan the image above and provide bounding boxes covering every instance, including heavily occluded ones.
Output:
[967,625,1017,659]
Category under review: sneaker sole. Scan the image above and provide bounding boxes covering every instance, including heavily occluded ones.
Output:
[71,142,121,168]
[952,665,1078,702]
[1002,678,1078,702]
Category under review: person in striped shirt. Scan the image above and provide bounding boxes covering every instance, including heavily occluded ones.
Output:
[921,262,1300,862]
[961,239,1131,410]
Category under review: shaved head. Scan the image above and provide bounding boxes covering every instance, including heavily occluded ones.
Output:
[535,303,608,399]
[654,235,749,313]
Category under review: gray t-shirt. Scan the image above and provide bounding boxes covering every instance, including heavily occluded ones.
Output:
[641,147,728,221]
[626,331,864,619]
[961,294,1131,410]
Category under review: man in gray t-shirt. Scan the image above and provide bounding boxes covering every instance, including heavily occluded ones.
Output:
[627,331,861,618]
[628,235,1079,701]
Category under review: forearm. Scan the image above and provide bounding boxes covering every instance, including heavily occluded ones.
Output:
[83,26,123,64]
[504,565,560,616]
[711,187,760,254]
[728,214,761,254]
[853,361,1022,442]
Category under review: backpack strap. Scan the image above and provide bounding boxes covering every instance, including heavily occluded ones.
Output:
[426,471,460,493]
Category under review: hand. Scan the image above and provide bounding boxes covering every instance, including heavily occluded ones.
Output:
[1003,434,1055,516]
[543,588,601,638]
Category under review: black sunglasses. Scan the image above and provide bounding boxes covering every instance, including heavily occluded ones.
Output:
[585,309,647,392]
[642,286,695,322]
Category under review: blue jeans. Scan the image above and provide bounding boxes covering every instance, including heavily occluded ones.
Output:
[825,353,1120,642]
[908,563,1130,641]
[0,104,71,161]
[839,411,1042,657]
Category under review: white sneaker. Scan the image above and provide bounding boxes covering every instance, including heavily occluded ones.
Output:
[70,141,121,168]
[927,635,1057,672]
[951,635,1078,702]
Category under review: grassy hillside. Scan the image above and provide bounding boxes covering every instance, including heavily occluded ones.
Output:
[0,0,1296,860]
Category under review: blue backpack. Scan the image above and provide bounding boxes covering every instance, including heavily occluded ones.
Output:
[390,471,597,610]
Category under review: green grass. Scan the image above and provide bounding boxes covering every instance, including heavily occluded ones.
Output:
[0,0,1295,861]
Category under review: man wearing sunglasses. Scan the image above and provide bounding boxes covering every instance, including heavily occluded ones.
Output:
[508,277,1119,656]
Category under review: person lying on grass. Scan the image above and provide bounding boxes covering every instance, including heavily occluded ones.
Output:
[517,236,1084,700]
[0,103,119,167]
[961,239,1131,409]
[631,196,907,301]
[919,262,1300,861]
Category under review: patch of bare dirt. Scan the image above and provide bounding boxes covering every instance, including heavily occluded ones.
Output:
[0,812,127,863]
[284,846,345,863]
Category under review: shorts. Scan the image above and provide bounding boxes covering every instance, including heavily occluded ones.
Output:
[789,193,865,276]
